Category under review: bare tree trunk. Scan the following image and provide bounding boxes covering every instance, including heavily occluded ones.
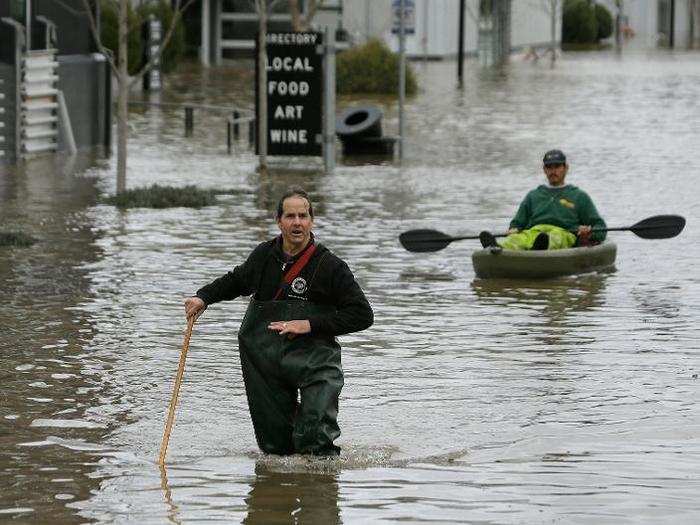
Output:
[289,0,303,31]
[116,0,128,194]
[288,0,319,32]
[257,1,268,173]
[550,0,557,67]
[82,0,197,195]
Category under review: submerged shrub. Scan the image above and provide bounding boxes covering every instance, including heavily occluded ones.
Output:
[563,0,598,44]
[0,231,37,247]
[337,39,417,96]
[102,184,220,209]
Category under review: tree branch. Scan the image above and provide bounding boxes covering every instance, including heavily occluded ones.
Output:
[128,0,198,88]
[80,0,119,78]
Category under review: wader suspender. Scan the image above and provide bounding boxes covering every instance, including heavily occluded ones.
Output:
[273,244,317,300]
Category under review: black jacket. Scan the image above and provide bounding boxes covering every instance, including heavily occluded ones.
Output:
[196,237,373,336]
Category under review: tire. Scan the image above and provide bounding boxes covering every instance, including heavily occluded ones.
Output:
[335,106,383,140]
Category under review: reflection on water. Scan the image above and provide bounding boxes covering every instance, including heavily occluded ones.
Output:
[159,464,181,525]
[2,51,700,522]
[243,464,340,525]
[471,273,610,344]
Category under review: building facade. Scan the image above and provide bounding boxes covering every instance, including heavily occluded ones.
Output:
[598,0,700,48]
[0,0,110,164]
[192,0,558,65]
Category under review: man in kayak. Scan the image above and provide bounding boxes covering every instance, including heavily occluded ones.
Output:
[480,149,607,250]
[184,187,373,456]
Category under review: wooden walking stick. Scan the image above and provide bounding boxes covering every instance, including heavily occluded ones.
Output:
[158,316,195,465]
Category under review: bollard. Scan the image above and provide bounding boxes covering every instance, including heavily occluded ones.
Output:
[248,119,255,148]
[232,110,240,140]
[184,106,193,136]
[227,119,233,154]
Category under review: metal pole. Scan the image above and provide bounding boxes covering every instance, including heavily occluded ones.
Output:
[227,119,232,154]
[422,0,429,61]
[26,0,32,51]
[323,27,336,173]
[615,1,622,51]
[184,106,193,136]
[398,0,405,161]
[458,0,465,85]
[669,0,676,48]
[365,0,371,41]
[248,119,255,148]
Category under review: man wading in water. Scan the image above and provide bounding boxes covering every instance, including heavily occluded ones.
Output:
[184,187,373,456]
[479,149,607,251]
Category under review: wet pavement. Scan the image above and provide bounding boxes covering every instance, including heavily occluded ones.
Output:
[1,49,699,523]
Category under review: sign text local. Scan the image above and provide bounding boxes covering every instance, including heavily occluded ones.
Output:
[257,32,323,156]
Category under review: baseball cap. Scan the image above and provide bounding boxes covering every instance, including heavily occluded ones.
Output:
[543,149,567,165]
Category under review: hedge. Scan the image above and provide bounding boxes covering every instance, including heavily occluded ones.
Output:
[337,39,417,96]
[595,3,614,41]
[563,0,598,44]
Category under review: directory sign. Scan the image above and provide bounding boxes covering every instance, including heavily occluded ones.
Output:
[256,32,323,156]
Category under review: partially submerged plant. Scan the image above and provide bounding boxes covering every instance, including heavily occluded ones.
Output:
[102,184,221,209]
[0,231,37,248]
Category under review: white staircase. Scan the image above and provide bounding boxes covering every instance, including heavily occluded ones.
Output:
[20,49,59,157]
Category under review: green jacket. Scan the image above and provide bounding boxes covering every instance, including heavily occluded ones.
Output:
[510,184,607,243]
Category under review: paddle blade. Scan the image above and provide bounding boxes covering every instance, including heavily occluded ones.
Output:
[630,215,686,239]
[399,229,454,252]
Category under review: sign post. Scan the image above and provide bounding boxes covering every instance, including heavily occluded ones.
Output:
[392,0,412,161]
[322,27,335,173]
[256,31,323,157]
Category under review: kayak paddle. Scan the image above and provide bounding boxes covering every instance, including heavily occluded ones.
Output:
[399,214,686,253]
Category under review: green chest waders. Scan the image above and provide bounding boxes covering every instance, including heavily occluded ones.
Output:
[238,299,344,456]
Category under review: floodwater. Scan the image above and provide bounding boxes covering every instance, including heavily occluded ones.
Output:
[1,49,699,523]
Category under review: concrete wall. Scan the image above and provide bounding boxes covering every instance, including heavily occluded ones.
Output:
[33,0,95,54]
[57,54,110,151]
[512,1,560,50]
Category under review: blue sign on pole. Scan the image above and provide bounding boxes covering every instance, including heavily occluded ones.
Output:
[391,0,415,35]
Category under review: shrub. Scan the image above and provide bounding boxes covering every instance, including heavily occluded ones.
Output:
[594,3,614,41]
[100,0,143,76]
[137,1,186,73]
[102,185,220,209]
[337,39,417,96]
[562,0,598,44]
[0,231,36,247]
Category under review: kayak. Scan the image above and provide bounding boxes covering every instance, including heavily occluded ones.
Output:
[471,242,617,279]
